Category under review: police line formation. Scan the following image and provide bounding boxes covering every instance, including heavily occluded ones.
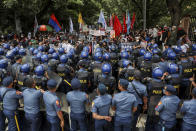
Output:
[0,34,196,131]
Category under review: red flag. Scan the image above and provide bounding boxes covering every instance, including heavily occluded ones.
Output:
[123,14,127,34]
[131,12,136,29]
[113,15,122,37]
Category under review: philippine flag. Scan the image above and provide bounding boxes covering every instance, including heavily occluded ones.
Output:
[49,14,61,32]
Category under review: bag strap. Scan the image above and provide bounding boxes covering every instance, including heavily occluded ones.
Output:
[131,82,143,100]
[2,88,11,101]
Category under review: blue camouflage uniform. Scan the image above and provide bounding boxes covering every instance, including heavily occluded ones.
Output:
[181,88,196,131]
[43,79,61,131]
[128,80,147,130]
[155,89,180,131]
[22,87,43,131]
[112,79,137,131]
[0,77,22,131]
[66,78,88,131]
[91,91,112,131]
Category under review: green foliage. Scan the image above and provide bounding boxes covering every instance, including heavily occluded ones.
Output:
[0,0,196,33]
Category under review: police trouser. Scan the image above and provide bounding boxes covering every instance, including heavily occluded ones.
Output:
[3,109,19,131]
[145,115,159,131]
[132,104,142,130]
[181,121,196,131]
[95,119,110,131]
[114,116,132,131]
[70,112,87,131]
[180,79,191,99]
[156,119,176,131]
[25,112,41,131]
[46,115,60,131]
[0,110,6,131]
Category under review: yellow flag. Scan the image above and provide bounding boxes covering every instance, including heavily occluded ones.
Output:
[78,12,84,24]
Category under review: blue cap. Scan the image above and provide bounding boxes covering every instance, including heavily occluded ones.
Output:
[71,78,81,89]
[98,83,107,94]
[2,76,13,87]
[47,79,57,89]
[119,79,129,88]
[192,88,196,96]
[164,85,176,93]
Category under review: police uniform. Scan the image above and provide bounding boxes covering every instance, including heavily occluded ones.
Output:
[91,84,112,131]
[128,80,147,129]
[43,80,61,131]
[112,79,137,131]
[17,73,31,91]
[33,75,47,90]
[180,88,196,131]
[66,78,88,131]
[76,68,91,93]
[140,60,152,78]
[155,85,180,131]
[98,74,116,95]
[11,61,21,80]
[0,77,22,131]
[57,63,72,93]
[22,83,43,131]
[146,78,164,131]
[91,61,102,85]
[178,58,193,99]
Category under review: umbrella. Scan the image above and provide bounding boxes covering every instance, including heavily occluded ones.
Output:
[38,25,53,32]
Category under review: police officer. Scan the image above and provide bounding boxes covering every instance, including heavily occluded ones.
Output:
[155,85,180,131]
[0,59,8,84]
[22,78,44,131]
[77,51,91,71]
[119,60,134,82]
[152,49,161,63]
[180,87,196,131]
[167,51,177,63]
[136,48,146,68]
[97,63,116,94]
[91,52,103,85]
[41,54,49,70]
[165,63,181,96]
[33,65,48,90]
[11,55,22,80]
[127,70,148,130]
[76,61,91,93]
[118,51,129,74]
[112,79,137,131]
[66,78,89,131]
[178,52,193,99]
[156,55,168,73]
[0,76,22,131]
[17,63,31,91]
[57,54,73,93]
[33,52,42,67]
[140,52,152,78]
[145,67,165,131]
[91,83,112,131]
[43,79,64,131]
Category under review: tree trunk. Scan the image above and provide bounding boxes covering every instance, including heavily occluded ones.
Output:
[166,0,182,26]
[15,10,22,34]
[166,0,183,45]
